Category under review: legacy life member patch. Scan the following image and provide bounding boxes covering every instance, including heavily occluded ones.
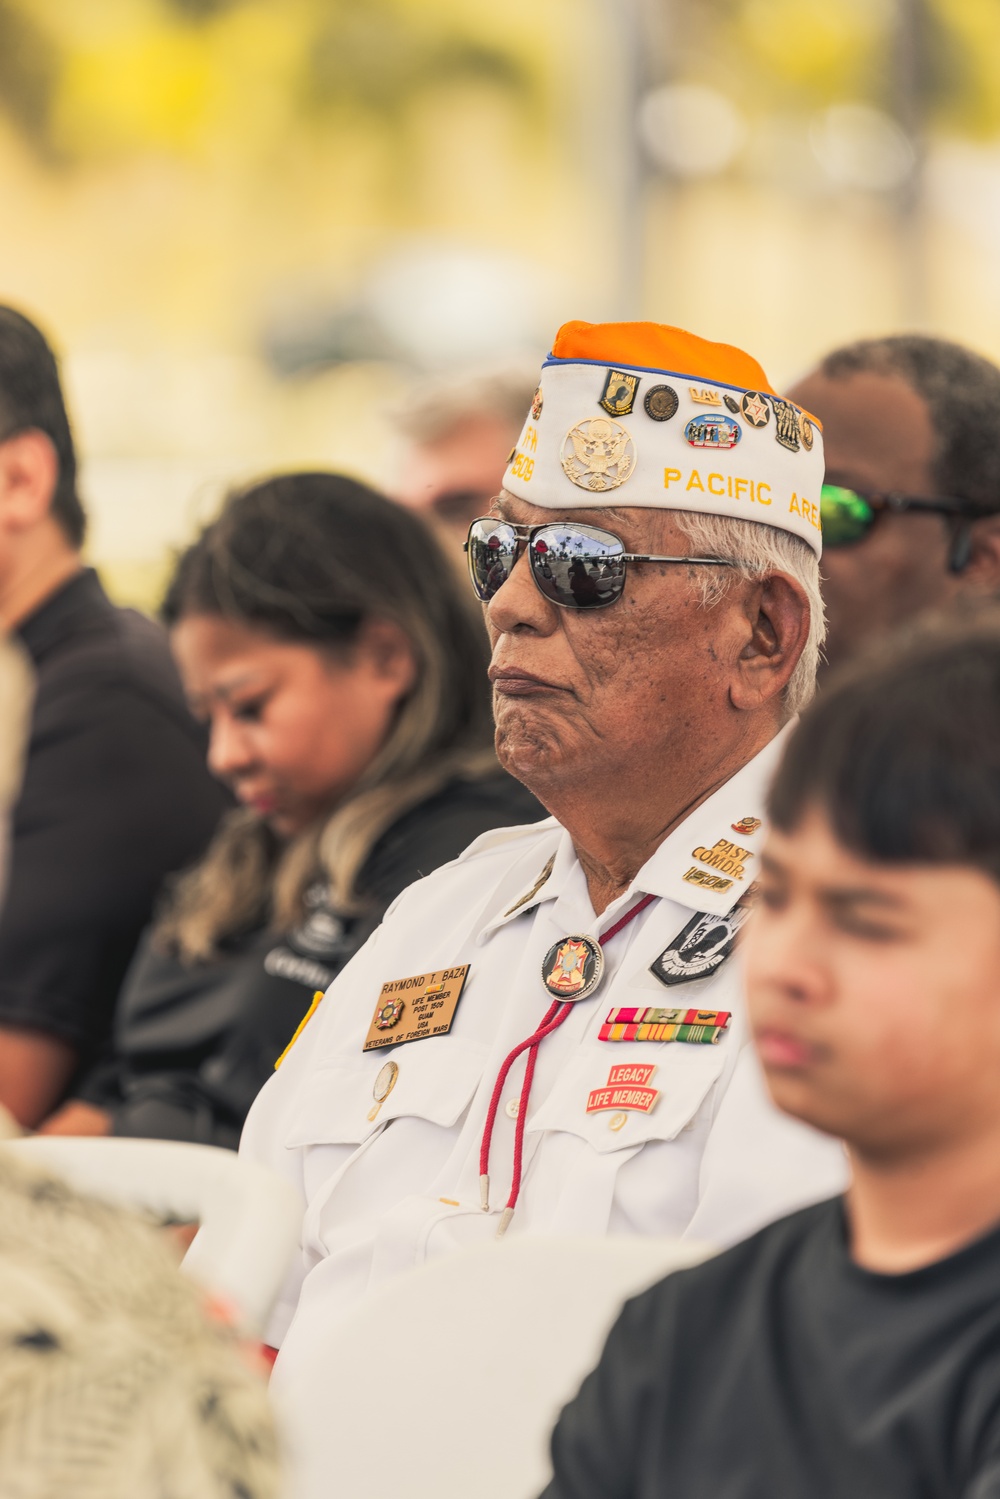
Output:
[363,966,471,1052]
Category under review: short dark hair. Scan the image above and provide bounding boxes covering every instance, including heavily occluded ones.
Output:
[0,305,85,546]
[770,607,1000,883]
[819,335,1000,513]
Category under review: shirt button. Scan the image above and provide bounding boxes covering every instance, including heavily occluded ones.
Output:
[505,1098,519,1119]
[609,1111,628,1132]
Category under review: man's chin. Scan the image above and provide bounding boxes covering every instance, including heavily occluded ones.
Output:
[760,1068,845,1140]
[495,718,570,792]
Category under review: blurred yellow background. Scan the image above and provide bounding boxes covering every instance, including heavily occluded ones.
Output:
[1,0,999,607]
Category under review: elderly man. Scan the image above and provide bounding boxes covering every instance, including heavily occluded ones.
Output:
[788,336,1000,675]
[241,320,847,1375]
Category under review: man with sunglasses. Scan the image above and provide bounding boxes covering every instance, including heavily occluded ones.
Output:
[788,335,1000,675]
[240,320,848,1388]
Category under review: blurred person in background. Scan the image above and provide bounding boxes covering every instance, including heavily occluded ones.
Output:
[240,321,847,1382]
[393,360,540,548]
[788,336,1000,676]
[0,306,229,1130]
[0,1147,280,1499]
[41,473,543,1147]
[543,611,1000,1499]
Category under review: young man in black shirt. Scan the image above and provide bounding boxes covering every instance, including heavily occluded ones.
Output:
[0,306,229,1126]
[543,613,1000,1499]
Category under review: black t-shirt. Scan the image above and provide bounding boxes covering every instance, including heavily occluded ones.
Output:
[77,772,545,1149]
[0,571,230,1066]
[544,1197,1000,1499]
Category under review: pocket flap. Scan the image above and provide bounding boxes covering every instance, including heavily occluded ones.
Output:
[284,1036,490,1148]
[526,1040,729,1155]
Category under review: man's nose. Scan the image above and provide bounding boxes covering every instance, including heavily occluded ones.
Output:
[746,906,832,1009]
[207,715,255,781]
[486,545,559,637]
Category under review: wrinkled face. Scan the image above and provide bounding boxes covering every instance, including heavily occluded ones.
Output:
[746,808,1000,1159]
[483,493,754,801]
[786,368,951,674]
[170,615,413,838]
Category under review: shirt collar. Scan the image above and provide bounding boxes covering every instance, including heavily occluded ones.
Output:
[629,723,792,916]
[477,723,791,939]
[476,825,578,942]
[15,568,107,665]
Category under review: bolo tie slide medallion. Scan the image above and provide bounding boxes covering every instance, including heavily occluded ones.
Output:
[541,934,605,1002]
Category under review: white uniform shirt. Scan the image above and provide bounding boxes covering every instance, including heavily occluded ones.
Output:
[242,729,848,1370]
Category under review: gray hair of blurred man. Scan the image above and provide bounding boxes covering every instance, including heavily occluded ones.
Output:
[392,360,541,446]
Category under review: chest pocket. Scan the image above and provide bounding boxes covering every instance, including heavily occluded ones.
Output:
[283,1036,490,1150]
[526,1039,730,1156]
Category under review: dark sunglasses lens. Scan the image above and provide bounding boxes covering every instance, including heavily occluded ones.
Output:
[529,524,626,609]
[821,485,876,547]
[467,519,519,600]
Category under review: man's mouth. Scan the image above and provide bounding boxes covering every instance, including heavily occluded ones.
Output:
[753,1027,821,1070]
[489,667,564,697]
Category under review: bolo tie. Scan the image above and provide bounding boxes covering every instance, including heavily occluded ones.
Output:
[479,892,657,1238]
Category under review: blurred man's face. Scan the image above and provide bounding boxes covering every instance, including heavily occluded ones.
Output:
[786,368,956,675]
[745,809,1000,1162]
[396,414,521,545]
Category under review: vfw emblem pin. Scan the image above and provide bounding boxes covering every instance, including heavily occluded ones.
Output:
[542,934,604,1001]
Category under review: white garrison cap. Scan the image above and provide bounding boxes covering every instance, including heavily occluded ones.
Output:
[502,320,824,556]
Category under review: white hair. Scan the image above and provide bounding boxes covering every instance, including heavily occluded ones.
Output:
[675,511,825,717]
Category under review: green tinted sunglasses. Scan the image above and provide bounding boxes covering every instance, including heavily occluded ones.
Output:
[821,484,982,571]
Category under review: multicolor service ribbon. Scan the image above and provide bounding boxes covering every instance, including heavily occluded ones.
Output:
[599,1005,731,1044]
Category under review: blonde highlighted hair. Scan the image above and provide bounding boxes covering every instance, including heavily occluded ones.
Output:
[156,473,496,962]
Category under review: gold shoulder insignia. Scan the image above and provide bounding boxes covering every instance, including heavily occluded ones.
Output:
[503,854,556,918]
[275,990,324,1069]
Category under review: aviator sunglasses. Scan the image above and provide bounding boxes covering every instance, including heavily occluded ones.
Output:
[465,516,735,610]
[821,484,984,571]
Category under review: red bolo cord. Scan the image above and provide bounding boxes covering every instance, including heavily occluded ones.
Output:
[480,892,656,1237]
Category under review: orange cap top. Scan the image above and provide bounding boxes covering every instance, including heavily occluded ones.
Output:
[551,320,776,396]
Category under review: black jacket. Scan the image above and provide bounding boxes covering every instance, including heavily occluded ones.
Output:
[0,571,229,1069]
[78,772,545,1148]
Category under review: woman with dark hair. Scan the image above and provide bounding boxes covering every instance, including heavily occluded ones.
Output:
[40,472,542,1146]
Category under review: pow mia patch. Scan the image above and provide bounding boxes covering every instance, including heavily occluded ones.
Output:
[650,902,753,987]
[599,368,639,417]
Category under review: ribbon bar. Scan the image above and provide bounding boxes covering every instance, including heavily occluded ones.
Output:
[599,1005,731,1045]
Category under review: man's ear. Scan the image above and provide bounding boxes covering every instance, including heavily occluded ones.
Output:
[0,430,59,533]
[730,571,811,713]
[961,514,1000,591]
